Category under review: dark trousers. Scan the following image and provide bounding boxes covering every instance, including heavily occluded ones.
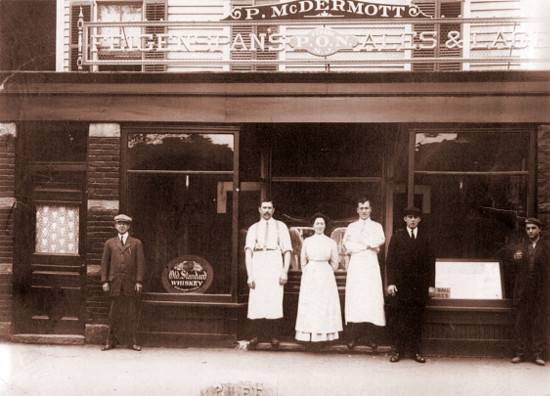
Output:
[249,318,282,341]
[106,295,138,346]
[514,301,546,358]
[346,322,379,344]
[392,301,425,355]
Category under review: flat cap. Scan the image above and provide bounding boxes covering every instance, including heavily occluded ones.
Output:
[114,214,132,223]
[403,206,422,216]
[525,217,543,228]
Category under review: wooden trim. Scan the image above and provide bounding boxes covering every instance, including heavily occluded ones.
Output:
[414,171,529,176]
[272,176,381,183]
[407,129,415,206]
[127,170,234,175]
[528,127,537,217]
[232,128,240,302]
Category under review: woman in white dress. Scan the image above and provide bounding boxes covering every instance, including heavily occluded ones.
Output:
[295,213,343,351]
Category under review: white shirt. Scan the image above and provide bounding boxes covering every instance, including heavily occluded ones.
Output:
[407,227,417,239]
[119,232,129,245]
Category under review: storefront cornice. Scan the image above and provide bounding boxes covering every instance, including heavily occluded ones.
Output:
[0,71,549,97]
[1,71,549,123]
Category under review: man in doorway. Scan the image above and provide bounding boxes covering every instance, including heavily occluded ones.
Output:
[100,214,146,351]
[343,198,386,351]
[244,199,292,350]
[386,206,435,363]
[511,217,548,366]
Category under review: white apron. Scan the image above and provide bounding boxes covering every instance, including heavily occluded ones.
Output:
[247,250,284,319]
[345,250,386,326]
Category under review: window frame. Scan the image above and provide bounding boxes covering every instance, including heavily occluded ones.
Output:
[120,125,241,302]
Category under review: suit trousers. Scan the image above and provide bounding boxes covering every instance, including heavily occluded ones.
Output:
[391,300,425,355]
[106,294,138,346]
[514,300,546,358]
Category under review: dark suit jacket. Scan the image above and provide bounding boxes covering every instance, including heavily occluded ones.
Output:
[386,228,435,305]
[101,235,145,296]
[512,238,549,306]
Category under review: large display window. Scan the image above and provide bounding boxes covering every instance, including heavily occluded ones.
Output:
[124,128,239,296]
[411,127,535,298]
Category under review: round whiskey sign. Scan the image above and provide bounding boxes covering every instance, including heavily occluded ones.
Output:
[161,255,213,293]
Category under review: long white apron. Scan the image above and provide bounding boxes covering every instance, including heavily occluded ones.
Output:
[345,250,386,326]
[247,250,284,319]
[295,260,343,342]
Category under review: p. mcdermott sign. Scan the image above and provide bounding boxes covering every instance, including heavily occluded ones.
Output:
[224,0,429,20]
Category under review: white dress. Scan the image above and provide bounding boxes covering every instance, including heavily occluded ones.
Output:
[343,219,386,326]
[295,234,343,342]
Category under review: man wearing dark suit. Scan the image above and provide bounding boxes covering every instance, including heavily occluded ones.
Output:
[511,217,548,366]
[386,206,435,363]
[100,214,146,351]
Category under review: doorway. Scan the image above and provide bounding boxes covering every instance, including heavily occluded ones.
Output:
[13,123,87,335]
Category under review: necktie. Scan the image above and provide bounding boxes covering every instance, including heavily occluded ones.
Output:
[121,235,125,245]
[410,230,415,240]
[263,222,269,250]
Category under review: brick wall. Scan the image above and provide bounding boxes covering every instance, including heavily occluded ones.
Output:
[86,124,120,336]
[537,125,550,226]
[536,124,550,359]
[0,123,16,338]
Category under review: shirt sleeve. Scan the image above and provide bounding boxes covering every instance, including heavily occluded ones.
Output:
[367,222,385,248]
[278,222,293,253]
[244,223,257,252]
[343,223,367,253]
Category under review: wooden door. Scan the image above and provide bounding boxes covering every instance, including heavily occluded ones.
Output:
[14,188,87,335]
[13,123,88,335]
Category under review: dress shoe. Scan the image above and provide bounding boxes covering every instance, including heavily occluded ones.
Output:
[534,356,545,366]
[248,337,259,350]
[389,353,401,363]
[101,344,114,351]
[413,354,426,363]
[270,337,280,350]
[129,344,142,351]
[511,355,522,364]
[346,340,356,351]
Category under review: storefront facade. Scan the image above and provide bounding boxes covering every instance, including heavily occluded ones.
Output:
[0,0,549,356]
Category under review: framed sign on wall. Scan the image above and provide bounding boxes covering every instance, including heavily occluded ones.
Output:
[434,259,504,299]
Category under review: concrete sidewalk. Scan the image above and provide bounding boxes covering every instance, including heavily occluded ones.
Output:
[0,342,548,396]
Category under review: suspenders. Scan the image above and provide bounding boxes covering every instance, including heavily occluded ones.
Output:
[254,220,281,251]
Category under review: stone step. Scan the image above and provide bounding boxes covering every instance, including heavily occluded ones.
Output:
[11,334,85,345]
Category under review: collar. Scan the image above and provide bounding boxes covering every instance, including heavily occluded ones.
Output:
[407,227,416,235]
[119,232,129,239]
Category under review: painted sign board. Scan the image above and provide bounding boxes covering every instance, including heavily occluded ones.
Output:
[434,259,503,299]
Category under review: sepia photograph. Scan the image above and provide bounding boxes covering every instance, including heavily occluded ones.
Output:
[0,0,549,394]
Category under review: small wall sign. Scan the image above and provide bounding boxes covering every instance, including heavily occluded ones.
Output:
[162,255,214,293]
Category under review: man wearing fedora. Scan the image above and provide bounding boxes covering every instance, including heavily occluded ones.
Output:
[100,214,146,351]
[386,206,435,363]
[511,217,548,366]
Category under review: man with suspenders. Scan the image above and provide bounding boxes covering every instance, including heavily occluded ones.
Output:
[244,199,292,350]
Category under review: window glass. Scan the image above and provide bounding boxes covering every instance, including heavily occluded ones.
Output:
[415,174,528,261]
[35,204,79,254]
[128,173,233,294]
[270,125,384,177]
[415,132,529,171]
[128,133,234,171]
[98,3,142,44]
[27,126,87,162]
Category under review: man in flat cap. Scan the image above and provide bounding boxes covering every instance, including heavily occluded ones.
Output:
[100,214,146,351]
[386,206,435,363]
[511,217,548,366]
